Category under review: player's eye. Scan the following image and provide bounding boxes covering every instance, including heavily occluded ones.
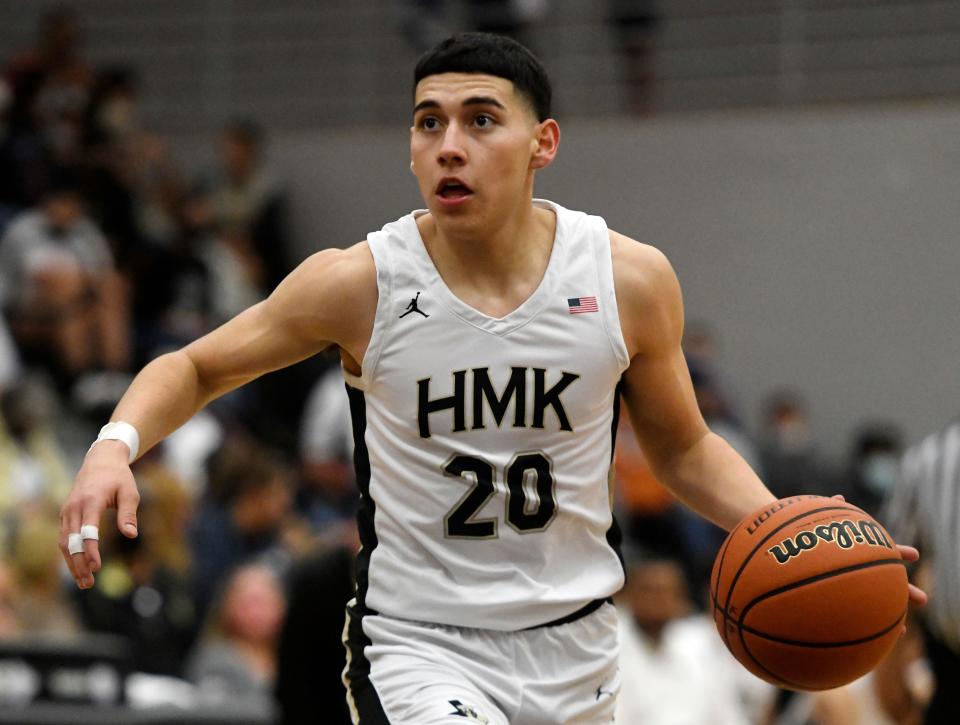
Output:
[474,114,494,128]
[417,116,440,131]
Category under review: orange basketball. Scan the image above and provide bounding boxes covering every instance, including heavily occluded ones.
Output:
[710,495,908,691]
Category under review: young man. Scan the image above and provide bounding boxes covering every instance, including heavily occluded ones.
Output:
[61,34,921,724]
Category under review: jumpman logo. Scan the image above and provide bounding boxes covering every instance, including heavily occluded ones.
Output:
[595,684,613,701]
[399,291,429,319]
[595,671,617,700]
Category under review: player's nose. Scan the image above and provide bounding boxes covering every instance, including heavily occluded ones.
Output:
[437,122,467,165]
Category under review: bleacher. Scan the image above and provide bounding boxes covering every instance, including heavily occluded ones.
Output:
[1,0,959,131]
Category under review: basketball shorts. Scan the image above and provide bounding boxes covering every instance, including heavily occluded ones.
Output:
[342,599,620,724]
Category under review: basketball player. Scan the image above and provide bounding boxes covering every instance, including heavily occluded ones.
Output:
[60,33,923,723]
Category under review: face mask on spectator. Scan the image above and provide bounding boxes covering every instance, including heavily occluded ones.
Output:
[860,453,899,495]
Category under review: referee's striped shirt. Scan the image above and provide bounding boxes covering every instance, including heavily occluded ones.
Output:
[883,418,960,653]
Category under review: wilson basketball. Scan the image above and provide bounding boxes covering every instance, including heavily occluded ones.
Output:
[710,495,908,691]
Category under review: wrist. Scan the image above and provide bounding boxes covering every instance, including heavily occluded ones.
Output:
[89,421,140,464]
[87,438,133,463]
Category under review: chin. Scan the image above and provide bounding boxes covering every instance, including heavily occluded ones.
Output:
[434,209,486,236]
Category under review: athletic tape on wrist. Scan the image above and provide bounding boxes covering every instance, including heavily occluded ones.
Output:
[91,421,140,464]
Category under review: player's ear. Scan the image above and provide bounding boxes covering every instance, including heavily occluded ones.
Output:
[530,119,560,170]
[410,159,416,174]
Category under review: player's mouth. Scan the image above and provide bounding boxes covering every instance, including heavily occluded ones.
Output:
[435,178,474,206]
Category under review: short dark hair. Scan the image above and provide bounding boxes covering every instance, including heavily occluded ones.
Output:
[414,33,552,121]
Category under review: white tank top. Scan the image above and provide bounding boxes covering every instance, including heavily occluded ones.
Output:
[344,199,630,630]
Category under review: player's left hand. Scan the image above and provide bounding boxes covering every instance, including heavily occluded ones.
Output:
[829,495,927,608]
[895,544,928,606]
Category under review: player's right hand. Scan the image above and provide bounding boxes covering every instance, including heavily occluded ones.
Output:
[58,440,140,589]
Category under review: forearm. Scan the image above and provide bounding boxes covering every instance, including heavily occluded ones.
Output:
[652,431,776,531]
[108,349,218,459]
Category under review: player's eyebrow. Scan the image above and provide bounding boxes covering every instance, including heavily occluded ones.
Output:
[413,100,441,114]
[461,96,506,110]
[413,96,507,115]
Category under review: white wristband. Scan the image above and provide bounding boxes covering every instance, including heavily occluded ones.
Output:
[91,421,140,464]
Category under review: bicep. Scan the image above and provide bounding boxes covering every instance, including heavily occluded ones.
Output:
[614,235,708,468]
[182,246,371,397]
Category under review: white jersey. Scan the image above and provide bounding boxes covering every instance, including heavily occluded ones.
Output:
[344,199,630,631]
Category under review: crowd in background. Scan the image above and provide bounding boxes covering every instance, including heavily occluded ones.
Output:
[0,7,933,725]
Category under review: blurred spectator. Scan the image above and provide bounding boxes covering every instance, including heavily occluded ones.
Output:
[402,1,547,53]
[8,513,80,636]
[759,390,833,499]
[615,550,769,724]
[401,0,453,53]
[768,622,931,725]
[189,439,309,617]
[161,409,225,500]
[298,363,356,532]
[206,119,290,293]
[0,67,50,218]
[275,544,356,725]
[884,418,960,724]
[0,170,130,385]
[609,0,660,113]
[133,188,217,360]
[74,448,198,675]
[0,316,20,390]
[79,67,152,266]
[135,452,195,576]
[1,7,93,198]
[846,424,902,517]
[466,0,545,46]
[187,564,285,718]
[75,530,197,676]
[0,560,20,636]
[0,377,72,523]
[143,186,264,334]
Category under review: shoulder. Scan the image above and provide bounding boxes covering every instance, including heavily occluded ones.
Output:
[266,241,377,349]
[610,230,677,297]
[286,241,376,295]
[609,230,683,357]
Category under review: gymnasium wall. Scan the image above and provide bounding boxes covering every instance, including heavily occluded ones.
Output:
[242,100,960,458]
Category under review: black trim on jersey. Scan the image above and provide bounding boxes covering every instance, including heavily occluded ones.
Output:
[344,604,390,724]
[606,379,626,573]
[525,597,612,630]
[346,384,378,612]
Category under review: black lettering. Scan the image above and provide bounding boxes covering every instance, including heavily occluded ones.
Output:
[767,539,800,564]
[532,369,579,431]
[859,520,892,548]
[748,509,772,534]
[796,531,818,550]
[829,520,858,548]
[472,367,526,430]
[418,370,467,438]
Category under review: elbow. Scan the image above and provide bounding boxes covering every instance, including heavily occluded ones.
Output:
[645,426,712,485]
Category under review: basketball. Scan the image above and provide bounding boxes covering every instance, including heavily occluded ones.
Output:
[710,495,909,691]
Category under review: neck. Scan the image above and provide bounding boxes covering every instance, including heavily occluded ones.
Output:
[418,199,556,310]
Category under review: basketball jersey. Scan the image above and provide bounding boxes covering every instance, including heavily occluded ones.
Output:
[344,199,630,631]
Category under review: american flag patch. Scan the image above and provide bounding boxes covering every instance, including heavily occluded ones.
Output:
[567,296,599,314]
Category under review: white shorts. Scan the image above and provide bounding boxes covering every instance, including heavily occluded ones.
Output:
[342,600,620,724]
